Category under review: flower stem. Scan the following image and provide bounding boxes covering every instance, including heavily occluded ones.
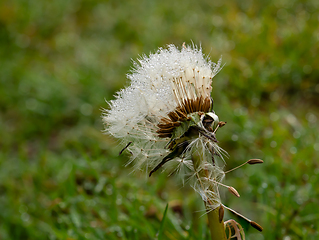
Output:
[191,140,227,240]
[206,206,227,240]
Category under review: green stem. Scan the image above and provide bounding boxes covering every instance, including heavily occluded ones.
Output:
[191,141,227,240]
[206,206,227,240]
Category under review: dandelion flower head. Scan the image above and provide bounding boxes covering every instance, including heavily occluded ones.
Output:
[103,44,225,208]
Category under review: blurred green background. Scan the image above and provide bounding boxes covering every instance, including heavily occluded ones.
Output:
[0,0,318,239]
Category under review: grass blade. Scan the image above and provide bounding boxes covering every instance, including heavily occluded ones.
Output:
[158,203,169,240]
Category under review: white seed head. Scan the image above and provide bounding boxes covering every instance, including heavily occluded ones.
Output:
[102,44,222,171]
[102,44,225,209]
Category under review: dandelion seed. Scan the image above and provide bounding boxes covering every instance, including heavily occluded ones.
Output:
[219,204,224,223]
[250,221,263,232]
[228,186,240,198]
[247,159,264,165]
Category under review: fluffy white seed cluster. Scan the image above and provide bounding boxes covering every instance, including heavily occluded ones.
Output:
[102,44,225,209]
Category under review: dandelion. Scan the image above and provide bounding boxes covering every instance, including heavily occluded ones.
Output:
[102,43,263,239]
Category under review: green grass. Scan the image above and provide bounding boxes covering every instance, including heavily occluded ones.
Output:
[1,0,319,239]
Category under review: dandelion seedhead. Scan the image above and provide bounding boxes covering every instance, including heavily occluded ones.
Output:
[103,44,225,206]
[102,43,263,236]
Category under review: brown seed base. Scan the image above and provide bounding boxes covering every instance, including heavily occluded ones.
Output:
[157,96,211,138]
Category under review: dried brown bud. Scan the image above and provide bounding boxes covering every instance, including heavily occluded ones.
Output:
[218,121,227,127]
[228,186,240,198]
[250,221,263,232]
[219,205,224,223]
[247,159,264,165]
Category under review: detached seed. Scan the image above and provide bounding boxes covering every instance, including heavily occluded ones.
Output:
[219,205,224,223]
[250,221,263,232]
[247,159,264,165]
[228,186,240,198]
